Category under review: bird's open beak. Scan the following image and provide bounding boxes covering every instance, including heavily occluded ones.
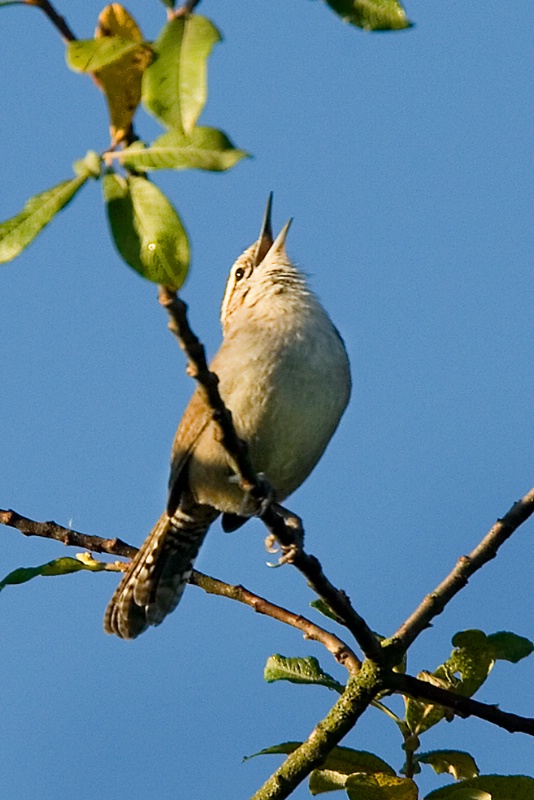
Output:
[253,193,292,266]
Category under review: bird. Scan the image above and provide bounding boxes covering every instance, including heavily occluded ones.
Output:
[104,195,351,639]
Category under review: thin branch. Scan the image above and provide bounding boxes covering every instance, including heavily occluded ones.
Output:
[1,507,359,672]
[261,504,383,663]
[190,571,361,674]
[390,673,534,736]
[25,0,76,42]
[0,508,136,558]
[158,287,259,495]
[390,486,534,655]
[157,287,383,663]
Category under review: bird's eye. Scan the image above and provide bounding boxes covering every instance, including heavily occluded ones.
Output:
[235,267,245,281]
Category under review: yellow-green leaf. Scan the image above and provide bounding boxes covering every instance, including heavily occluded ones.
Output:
[264,654,344,693]
[310,598,344,623]
[346,773,418,800]
[0,557,108,591]
[96,4,144,39]
[406,630,496,735]
[311,762,400,795]
[73,150,102,179]
[309,769,348,795]
[323,749,396,777]
[244,742,304,761]
[66,38,149,72]
[417,751,479,781]
[245,742,394,777]
[487,631,534,663]
[103,172,189,288]
[324,0,412,30]
[442,630,495,697]
[142,15,221,133]
[425,775,534,800]
[120,127,248,172]
[92,4,152,144]
[0,174,88,264]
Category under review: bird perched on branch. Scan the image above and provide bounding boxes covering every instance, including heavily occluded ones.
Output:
[104,195,351,639]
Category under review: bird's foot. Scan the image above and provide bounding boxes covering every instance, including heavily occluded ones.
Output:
[237,472,274,518]
[265,539,300,568]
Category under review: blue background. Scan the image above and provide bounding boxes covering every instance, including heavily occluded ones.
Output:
[1,1,533,798]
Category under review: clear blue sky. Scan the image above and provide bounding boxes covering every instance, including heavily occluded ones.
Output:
[1,2,533,798]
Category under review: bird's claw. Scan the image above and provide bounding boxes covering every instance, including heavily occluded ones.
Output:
[266,540,299,568]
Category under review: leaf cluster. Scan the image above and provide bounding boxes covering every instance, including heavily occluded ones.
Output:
[252,625,534,799]
[0,0,412,288]
[0,3,248,289]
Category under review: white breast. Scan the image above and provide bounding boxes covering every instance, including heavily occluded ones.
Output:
[215,297,351,500]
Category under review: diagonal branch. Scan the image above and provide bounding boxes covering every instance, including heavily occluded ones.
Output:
[260,504,383,662]
[0,508,135,558]
[158,287,259,494]
[250,662,384,800]
[189,571,360,673]
[390,673,534,736]
[389,486,534,656]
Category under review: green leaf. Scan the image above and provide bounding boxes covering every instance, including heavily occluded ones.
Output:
[244,742,303,761]
[143,15,221,133]
[103,172,189,288]
[322,750,396,777]
[73,150,102,179]
[66,37,151,73]
[0,557,107,591]
[245,742,394,777]
[442,630,495,696]
[405,630,496,735]
[309,769,348,794]
[346,783,386,800]
[0,174,88,264]
[417,751,479,781]
[404,672,455,736]
[429,792,491,800]
[264,654,344,693]
[310,598,344,623]
[324,0,412,31]
[487,631,534,663]
[425,775,534,800]
[120,127,249,172]
[346,774,418,800]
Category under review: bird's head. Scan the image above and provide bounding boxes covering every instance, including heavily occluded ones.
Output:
[220,194,302,330]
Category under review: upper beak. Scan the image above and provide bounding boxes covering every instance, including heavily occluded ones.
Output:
[253,193,274,266]
[253,193,292,266]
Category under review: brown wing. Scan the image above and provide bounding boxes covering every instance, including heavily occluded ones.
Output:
[166,386,211,516]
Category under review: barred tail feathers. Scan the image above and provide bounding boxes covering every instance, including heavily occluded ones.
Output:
[104,507,217,639]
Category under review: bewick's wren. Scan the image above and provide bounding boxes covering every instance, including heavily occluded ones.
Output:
[104,196,351,639]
